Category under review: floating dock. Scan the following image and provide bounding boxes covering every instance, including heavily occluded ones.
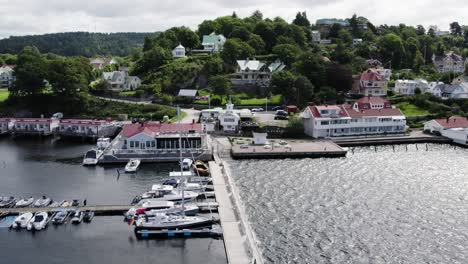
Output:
[134,225,223,239]
[333,134,452,147]
[231,140,347,159]
[0,202,219,216]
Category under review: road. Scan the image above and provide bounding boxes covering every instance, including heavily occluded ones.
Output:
[92,95,200,123]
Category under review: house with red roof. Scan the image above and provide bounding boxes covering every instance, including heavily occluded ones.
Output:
[13,118,60,136]
[301,97,406,138]
[117,122,204,151]
[352,69,389,96]
[424,116,468,145]
[58,119,118,138]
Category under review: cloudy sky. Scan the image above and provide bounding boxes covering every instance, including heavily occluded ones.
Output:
[0,0,466,38]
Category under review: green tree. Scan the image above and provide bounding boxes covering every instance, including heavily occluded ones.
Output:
[377,33,406,69]
[133,46,171,75]
[254,21,276,51]
[293,52,327,87]
[251,10,263,20]
[272,44,300,65]
[338,29,353,45]
[175,27,200,49]
[247,34,266,54]
[198,20,220,36]
[208,75,232,97]
[450,22,462,36]
[220,39,254,65]
[270,70,296,99]
[292,11,310,27]
[47,58,90,96]
[349,14,360,37]
[416,25,426,35]
[11,46,48,96]
[413,50,425,73]
[294,74,314,104]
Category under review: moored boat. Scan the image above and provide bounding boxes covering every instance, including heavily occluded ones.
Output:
[52,211,68,225]
[83,210,94,223]
[82,149,103,166]
[181,158,193,171]
[33,196,52,207]
[11,212,34,229]
[134,213,214,231]
[71,210,83,224]
[15,197,34,208]
[0,196,16,208]
[193,160,210,176]
[27,212,48,231]
[125,159,141,173]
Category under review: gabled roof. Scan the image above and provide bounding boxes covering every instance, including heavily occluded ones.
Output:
[202,33,225,45]
[236,60,265,71]
[434,116,468,129]
[343,105,404,118]
[121,123,202,138]
[178,89,198,97]
[307,105,349,118]
[433,52,465,63]
[359,70,384,82]
[357,96,389,105]
[268,60,286,73]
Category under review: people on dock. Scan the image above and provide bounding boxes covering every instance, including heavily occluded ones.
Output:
[83,199,87,206]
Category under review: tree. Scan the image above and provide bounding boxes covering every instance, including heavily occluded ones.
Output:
[251,10,263,20]
[270,70,296,99]
[133,46,171,75]
[293,52,327,87]
[413,50,425,73]
[294,75,314,104]
[465,63,468,75]
[450,22,462,36]
[292,12,310,27]
[427,27,436,37]
[208,75,232,96]
[247,34,266,54]
[47,58,90,96]
[338,29,353,45]
[198,20,220,36]
[175,27,200,49]
[232,11,238,18]
[272,44,300,65]
[254,21,277,51]
[414,87,422,95]
[329,24,342,39]
[416,25,426,35]
[349,14,360,37]
[377,33,406,69]
[230,26,251,41]
[11,46,48,96]
[220,39,254,65]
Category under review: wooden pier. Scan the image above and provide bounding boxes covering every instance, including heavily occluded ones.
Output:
[0,202,219,216]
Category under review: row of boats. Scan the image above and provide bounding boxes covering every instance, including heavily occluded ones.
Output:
[0,196,81,208]
[124,158,210,175]
[9,209,94,231]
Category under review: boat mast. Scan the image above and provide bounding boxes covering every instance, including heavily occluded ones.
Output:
[177,106,185,217]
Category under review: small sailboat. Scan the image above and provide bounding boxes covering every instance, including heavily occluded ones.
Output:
[27,212,48,231]
[11,212,34,229]
[125,159,141,173]
[15,197,35,208]
[193,160,210,176]
[33,196,52,207]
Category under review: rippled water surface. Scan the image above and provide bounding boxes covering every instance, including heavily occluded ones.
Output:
[228,144,468,264]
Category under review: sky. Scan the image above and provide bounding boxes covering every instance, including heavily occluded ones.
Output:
[0,0,467,38]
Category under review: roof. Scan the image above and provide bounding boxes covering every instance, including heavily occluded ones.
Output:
[433,52,465,63]
[268,60,286,73]
[343,105,404,118]
[15,118,56,124]
[237,60,265,71]
[434,116,468,129]
[316,18,350,26]
[178,89,198,97]
[121,123,202,138]
[307,105,349,118]
[357,96,389,105]
[59,119,110,126]
[359,70,383,82]
[202,33,225,45]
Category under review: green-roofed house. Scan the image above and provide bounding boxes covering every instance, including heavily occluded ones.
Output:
[202,32,226,52]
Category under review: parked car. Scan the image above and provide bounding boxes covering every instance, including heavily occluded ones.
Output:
[275,110,288,116]
[272,106,284,111]
[274,115,289,120]
[251,108,264,112]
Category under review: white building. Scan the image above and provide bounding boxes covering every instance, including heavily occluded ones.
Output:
[425,82,444,97]
[424,117,468,145]
[311,30,321,43]
[13,118,60,136]
[0,65,15,87]
[374,68,392,81]
[441,83,468,99]
[394,79,428,95]
[301,97,406,138]
[219,99,241,132]
[172,44,186,58]
[101,71,142,91]
[89,58,117,70]
[231,59,285,87]
[432,52,467,73]
[252,132,268,145]
[202,33,226,52]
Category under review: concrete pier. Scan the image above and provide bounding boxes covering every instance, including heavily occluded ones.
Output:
[210,158,264,264]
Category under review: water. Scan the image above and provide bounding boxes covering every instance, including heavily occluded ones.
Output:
[229,144,468,264]
[0,138,226,264]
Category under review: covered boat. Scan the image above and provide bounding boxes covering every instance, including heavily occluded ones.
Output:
[27,212,48,231]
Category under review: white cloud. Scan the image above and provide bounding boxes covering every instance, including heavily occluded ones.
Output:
[0,0,467,38]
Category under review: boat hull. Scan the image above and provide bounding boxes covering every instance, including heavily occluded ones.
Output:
[134,219,214,231]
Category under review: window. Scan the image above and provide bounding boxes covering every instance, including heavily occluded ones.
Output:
[146,141,151,148]
[321,121,329,125]
[130,141,134,148]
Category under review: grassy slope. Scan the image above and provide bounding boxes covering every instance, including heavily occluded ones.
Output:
[0,90,9,102]
[395,102,430,116]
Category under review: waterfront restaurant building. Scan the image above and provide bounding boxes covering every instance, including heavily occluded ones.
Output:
[301,97,407,138]
[118,122,204,151]
[58,119,118,138]
[13,118,60,136]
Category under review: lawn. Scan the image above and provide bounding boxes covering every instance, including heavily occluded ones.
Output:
[194,92,283,106]
[0,90,9,102]
[395,102,430,116]
[119,91,137,97]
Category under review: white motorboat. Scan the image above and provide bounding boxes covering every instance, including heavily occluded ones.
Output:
[0,196,16,208]
[33,196,52,207]
[49,201,60,207]
[135,189,198,204]
[125,159,141,173]
[71,210,83,224]
[181,158,193,171]
[60,200,71,207]
[96,137,111,150]
[83,149,103,166]
[27,212,48,231]
[183,182,206,193]
[11,212,34,229]
[52,211,68,225]
[15,197,35,208]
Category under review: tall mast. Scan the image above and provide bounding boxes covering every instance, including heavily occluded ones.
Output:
[177,106,185,217]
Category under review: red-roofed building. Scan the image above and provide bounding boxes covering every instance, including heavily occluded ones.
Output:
[301,99,406,138]
[58,119,118,138]
[13,118,60,136]
[118,122,204,151]
[424,116,468,144]
[352,69,389,96]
